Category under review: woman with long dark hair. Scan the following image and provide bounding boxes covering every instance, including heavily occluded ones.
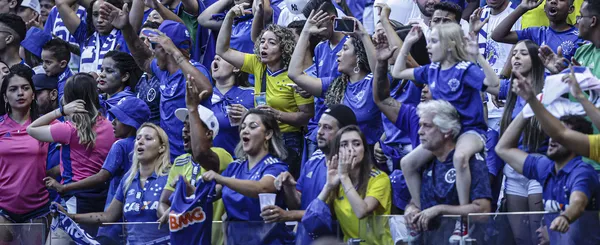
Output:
[315,125,391,244]
[0,65,51,242]
[55,0,128,73]
[27,73,117,236]
[98,51,142,119]
[202,109,293,244]
[488,39,546,245]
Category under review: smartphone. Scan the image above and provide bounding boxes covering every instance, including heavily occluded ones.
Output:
[141,29,160,37]
[333,18,355,33]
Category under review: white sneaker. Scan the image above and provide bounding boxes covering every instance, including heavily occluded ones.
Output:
[448,220,467,243]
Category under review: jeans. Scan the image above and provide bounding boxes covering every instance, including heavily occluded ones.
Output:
[282,132,304,179]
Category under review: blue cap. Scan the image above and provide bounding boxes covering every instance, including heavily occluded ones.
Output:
[20,27,52,58]
[33,74,58,91]
[158,20,190,50]
[108,97,151,130]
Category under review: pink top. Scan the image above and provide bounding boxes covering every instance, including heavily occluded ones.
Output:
[0,115,50,214]
[50,116,116,182]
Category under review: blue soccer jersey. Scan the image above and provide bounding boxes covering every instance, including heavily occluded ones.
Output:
[211,86,254,157]
[523,155,600,245]
[322,74,383,145]
[169,176,216,245]
[420,151,492,210]
[413,61,488,135]
[72,21,129,73]
[114,171,170,244]
[101,136,135,209]
[516,26,583,62]
[150,59,212,161]
[296,150,327,210]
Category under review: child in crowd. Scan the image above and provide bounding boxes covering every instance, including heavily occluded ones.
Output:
[41,38,73,100]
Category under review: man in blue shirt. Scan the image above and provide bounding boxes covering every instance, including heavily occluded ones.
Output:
[403,100,492,244]
[496,112,600,245]
[492,0,583,61]
[264,104,357,245]
[100,3,213,161]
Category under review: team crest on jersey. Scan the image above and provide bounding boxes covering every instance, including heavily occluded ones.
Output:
[147,88,157,102]
[445,169,456,183]
[448,79,460,92]
[485,40,499,66]
[560,40,576,57]
[169,207,207,231]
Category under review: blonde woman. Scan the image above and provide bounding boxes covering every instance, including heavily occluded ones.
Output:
[391,23,499,237]
[27,73,117,236]
[54,123,171,244]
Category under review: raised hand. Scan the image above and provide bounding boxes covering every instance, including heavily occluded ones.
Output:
[465,32,480,59]
[228,3,251,18]
[538,45,569,74]
[62,99,87,116]
[304,10,329,35]
[512,71,536,101]
[325,156,340,189]
[562,64,584,99]
[519,0,543,11]
[144,0,159,10]
[342,16,367,37]
[404,25,423,46]
[375,3,391,20]
[337,149,355,177]
[147,30,179,55]
[469,8,489,34]
[99,2,130,30]
[185,75,209,109]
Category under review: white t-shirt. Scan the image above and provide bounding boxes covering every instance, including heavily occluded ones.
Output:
[477,4,522,119]
[277,6,346,27]
[373,0,421,25]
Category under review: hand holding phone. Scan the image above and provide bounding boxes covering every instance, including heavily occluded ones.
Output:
[334,18,355,33]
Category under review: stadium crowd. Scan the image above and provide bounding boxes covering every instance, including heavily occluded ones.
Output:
[0,0,598,243]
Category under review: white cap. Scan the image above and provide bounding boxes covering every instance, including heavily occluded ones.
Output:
[284,0,307,15]
[21,0,41,14]
[175,105,219,138]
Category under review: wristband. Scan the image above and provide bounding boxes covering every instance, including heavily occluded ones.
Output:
[559,214,571,224]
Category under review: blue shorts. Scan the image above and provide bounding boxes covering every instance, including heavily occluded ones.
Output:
[0,202,50,223]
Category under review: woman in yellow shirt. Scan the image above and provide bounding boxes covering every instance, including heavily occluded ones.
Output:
[317,125,392,244]
[215,3,314,179]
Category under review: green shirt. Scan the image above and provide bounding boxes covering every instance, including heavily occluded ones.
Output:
[574,43,600,79]
[177,8,199,49]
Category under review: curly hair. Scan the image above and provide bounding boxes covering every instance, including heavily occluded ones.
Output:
[253,24,296,69]
[324,37,370,106]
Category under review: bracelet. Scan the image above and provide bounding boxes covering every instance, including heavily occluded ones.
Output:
[559,214,572,224]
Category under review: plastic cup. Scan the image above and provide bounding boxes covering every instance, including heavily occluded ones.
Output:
[225,106,240,126]
[255,92,267,106]
[258,193,276,211]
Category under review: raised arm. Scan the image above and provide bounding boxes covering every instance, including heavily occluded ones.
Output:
[465,32,500,89]
[287,10,328,97]
[204,171,278,198]
[373,42,401,124]
[27,100,87,142]
[144,0,185,26]
[250,0,272,42]
[186,80,219,172]
[391,26,421,80]
[491,0,541,43]
[198,0,231,31]
[55,0,82,34]
[100,2,154,74]
[215,3,250,69]
[515,70,591,157]
[180,0,200,16]
[129,0,146,33]
[495,112,529,174]
[376,3,418,67]
[566,71,600,129]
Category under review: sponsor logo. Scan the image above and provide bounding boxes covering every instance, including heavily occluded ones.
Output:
[169,207,207,231]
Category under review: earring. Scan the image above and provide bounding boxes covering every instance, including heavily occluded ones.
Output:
[353,63,360,74]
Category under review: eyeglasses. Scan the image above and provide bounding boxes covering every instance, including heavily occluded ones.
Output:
[576,15,593,23]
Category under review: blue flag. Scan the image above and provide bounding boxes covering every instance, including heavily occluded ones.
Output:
[50,203,100,245]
